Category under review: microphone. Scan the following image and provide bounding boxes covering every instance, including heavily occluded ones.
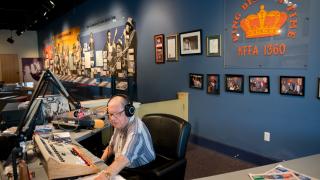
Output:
[93,119,105,129]
[77,116,105,129]
[52,116,105,130]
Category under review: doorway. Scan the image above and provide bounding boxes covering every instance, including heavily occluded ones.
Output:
[0,54,20,83]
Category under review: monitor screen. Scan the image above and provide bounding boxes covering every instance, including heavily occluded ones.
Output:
[24,82,34,88]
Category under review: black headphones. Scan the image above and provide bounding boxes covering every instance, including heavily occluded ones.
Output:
[107,94,135,117]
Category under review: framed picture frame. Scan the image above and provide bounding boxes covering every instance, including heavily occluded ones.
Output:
[318,78,320,99]
[115,78,128,91]
[207,74,220,94]
[206,35,222,57]
[225,74,244,93]
[179,29,202,55]
[280,76,305,96]
[154,34,165,64]
[189,73,204,89]
[249,76,270,94]
[166,34,179,61]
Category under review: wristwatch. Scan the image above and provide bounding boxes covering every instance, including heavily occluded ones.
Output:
[103,170,111,180]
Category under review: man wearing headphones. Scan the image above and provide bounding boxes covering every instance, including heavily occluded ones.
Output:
[95,95,155,180]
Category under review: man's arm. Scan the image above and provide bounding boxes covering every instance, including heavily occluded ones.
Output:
[101,146,112,162]
[95,154,129,180]
[104,155,129,176]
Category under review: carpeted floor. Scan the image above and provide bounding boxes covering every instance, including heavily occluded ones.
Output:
[185,143,256,179]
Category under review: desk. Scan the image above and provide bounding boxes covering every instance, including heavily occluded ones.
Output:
[0,91,16,97]
[54,125,110,142]
[1,126,110,180]
[194,154,320,180]
[0,102,25,128]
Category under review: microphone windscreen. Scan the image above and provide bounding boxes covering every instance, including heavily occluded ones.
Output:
[94,119,105,129]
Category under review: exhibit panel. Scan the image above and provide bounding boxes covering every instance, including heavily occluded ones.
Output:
[42,17,137,99]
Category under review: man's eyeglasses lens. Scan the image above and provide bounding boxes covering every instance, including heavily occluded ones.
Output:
[108,110,124,118]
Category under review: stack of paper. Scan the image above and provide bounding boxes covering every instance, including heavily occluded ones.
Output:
[249,164,318,180]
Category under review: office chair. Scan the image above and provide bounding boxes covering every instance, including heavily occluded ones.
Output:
[122,113,191,180]
[0,81,4,89]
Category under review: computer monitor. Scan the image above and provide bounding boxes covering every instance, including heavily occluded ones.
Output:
[24,82,34,88]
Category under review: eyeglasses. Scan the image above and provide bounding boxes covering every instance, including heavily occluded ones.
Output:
[107,110,124,119]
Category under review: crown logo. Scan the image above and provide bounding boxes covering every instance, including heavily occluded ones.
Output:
[240,5,288,38]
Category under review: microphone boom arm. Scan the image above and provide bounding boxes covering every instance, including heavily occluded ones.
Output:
[15,70,81,137]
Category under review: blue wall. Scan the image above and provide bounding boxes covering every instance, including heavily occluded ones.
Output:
[38,0,320,161]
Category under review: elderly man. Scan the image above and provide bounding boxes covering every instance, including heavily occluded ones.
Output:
[95,95,155,180]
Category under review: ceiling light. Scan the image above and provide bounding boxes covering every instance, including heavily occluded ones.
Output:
[43,11,47,16]
[49,0,55,7]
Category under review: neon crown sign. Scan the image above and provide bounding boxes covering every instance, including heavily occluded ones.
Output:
[240,5,288,39]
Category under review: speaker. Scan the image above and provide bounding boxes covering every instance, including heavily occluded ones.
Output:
[107,94,135,117]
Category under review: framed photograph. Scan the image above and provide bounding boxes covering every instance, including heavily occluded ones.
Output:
[179,29,202,55]
[225,74,244,93]
[206,35,222,57]
[166,34,179,61]
[318,78,320,99]
[280,76,305,96]
[115,79,128,91]
[189,73,204,89]
[207,74,220,94]
[249,76,270,93]
[154,34,165,64]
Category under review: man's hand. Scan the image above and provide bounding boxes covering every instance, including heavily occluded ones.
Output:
[95,154,129,179]
[94,171,110,180]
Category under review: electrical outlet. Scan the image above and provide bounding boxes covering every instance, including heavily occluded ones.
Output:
[264,132,270,142]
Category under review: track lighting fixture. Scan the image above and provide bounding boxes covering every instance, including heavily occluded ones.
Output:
[16,30,24,36]
[7,31,14,44]
[7,37,14,44]
[49,0,55,7]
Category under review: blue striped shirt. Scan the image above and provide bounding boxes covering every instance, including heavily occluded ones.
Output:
[109,116,155,168]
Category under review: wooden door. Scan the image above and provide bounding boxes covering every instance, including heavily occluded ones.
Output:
[0,54,20,83]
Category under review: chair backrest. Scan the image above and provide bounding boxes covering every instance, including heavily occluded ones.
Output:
[142,113,191,159]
